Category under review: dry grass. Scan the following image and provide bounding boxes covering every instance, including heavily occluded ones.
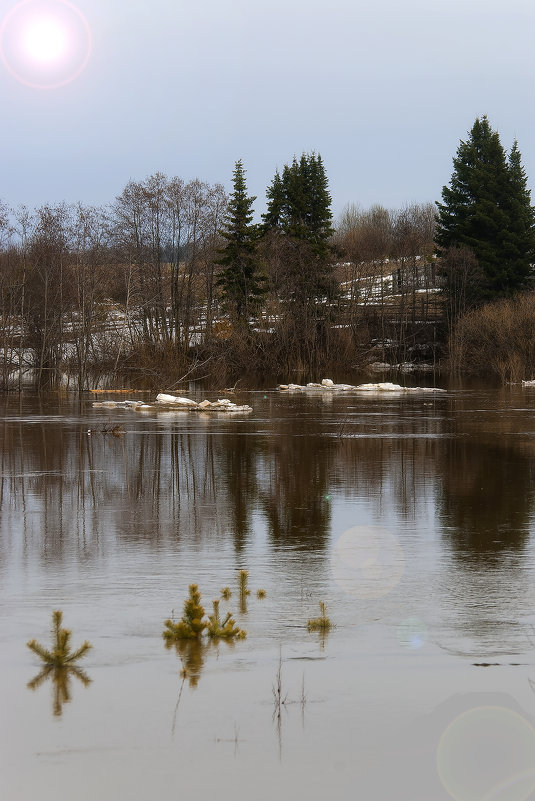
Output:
[448,291,535,382]
[307,601,332,632]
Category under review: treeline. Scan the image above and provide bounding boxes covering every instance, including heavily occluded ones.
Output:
[0,157,441,391]
[436,117,535,382]
[2,117,535,390]
[0,176,228,390]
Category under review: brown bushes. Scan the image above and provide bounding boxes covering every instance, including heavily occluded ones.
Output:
[448,291,535,382]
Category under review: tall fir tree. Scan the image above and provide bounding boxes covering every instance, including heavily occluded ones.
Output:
[264,152,334,253]
[502,141,535,284]
[216,160,264,326]
[262,152,335,306]
[260,152,336,371]
[263,169,284,229]
[435,116,535,301]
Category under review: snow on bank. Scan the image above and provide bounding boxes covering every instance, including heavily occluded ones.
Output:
[278,378,446,393]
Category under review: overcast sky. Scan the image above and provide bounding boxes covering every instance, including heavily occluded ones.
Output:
[1,0,534,221]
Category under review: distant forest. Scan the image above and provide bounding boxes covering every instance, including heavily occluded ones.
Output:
[1,117,535,391]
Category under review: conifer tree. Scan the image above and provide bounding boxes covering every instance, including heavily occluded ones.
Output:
[27,610,92,667]
[263,152,334,254]
[263,170,284,229]
[216,160,264,326]
[503,141,535,285]
[263,152,336,306]
[436,116,535,301]
[163,584,206,640]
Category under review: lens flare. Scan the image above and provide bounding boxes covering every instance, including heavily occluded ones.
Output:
[332,525,404,599]
[397,617,427,649]
[437,706,535,801]
[0,0,91,89]
[22,15,69,63]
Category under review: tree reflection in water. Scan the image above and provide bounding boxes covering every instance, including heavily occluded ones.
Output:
[165,637,207,689]
[438,439,532,562]
[27,664,91,717]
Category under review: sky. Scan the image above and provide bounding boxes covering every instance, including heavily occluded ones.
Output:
[1,0,535,222]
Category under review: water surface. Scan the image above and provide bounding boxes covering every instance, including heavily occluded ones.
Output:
[2,386,535,800]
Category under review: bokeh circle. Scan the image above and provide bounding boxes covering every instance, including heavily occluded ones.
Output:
[397,617,427,649]
[437,706,535,801]
[332,525,405,599]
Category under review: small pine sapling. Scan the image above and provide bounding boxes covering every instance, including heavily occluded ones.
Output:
[163,584,207,641]
[27,611,92,716]
[256,589,266,599]
[221,587,232,600]
[206,599,246,640]
[238,569,250,614]
[239,570,250,597]
[27,610,92,667]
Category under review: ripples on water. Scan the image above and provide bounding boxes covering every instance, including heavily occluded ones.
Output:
[2,386,535,800]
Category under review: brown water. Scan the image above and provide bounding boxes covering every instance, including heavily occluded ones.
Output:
[3,385,535,800]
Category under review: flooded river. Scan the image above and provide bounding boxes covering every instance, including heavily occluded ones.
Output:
[2,384,535,800]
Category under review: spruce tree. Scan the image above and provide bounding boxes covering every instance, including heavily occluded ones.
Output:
[502,141,535,287]
[263,152,335,305]
[216,160,264,326]
[436,116,535,301]
[263,169,284,229]
[264,152,334,253]
[306,152,335,257]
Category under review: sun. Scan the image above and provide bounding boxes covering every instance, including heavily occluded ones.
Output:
[0,0,91,89]
[21,14,70,64]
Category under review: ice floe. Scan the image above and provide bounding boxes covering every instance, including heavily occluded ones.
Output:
[92,393,253,413]
[278,378,445,393]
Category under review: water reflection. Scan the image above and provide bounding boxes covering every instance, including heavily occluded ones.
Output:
[0,398,338,558]
[6,390,535,801]
[1,393,535,562]
[165,638,207,688]
[438,439,532,561]
[2,391,535,656]
[259,404,333,549]
[27,664,91,717]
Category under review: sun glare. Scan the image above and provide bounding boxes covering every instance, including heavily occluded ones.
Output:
[0,0,91,89]
[21,15,69,64]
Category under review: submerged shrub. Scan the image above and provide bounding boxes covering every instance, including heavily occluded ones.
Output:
[307,602,332,632]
